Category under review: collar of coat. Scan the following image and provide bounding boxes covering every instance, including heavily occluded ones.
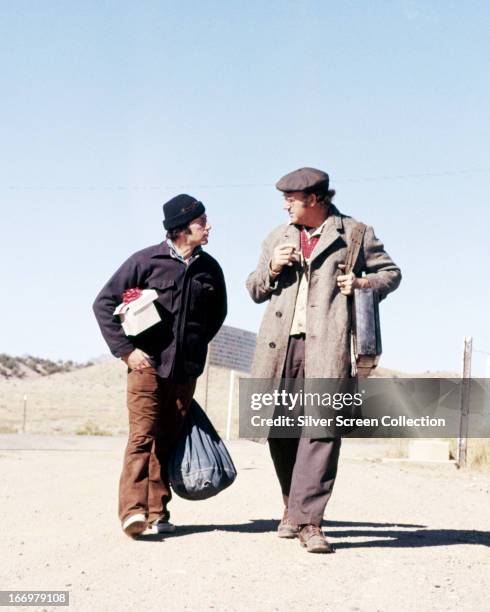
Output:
[284,204,346,264]
[149,241,203,262]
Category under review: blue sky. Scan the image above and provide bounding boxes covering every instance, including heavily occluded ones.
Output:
[1,1,489,375]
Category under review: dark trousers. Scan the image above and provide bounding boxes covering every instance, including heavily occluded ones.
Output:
[268,334,341,526]
[119,368,196,524]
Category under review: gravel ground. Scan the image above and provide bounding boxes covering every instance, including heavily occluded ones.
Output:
[1,436,489,612]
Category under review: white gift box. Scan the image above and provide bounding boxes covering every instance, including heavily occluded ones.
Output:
[113,289,161,336]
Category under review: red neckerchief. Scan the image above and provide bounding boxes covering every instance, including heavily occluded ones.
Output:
[300,227,320,260]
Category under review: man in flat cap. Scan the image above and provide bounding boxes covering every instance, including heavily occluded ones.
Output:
[93,194,227,537]
[246,167,401,553]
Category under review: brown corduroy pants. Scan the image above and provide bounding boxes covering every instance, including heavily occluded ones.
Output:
[268,334,342,526]
[118,368,196,524]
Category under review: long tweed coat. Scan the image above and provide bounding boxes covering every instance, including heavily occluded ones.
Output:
[246,206,401,379]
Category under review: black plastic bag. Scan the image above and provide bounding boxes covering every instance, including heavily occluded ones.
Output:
[168,400,237,500]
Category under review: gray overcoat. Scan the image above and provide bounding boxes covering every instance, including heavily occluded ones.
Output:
[246,205,401,379]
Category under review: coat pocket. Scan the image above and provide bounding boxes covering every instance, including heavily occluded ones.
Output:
[149,279,175,312]
[189,279,215,314]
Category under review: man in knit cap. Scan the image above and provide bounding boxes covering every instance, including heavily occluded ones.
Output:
[94,194,227,537]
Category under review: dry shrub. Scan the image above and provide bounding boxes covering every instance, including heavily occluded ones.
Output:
[449,438,490,470]
[75,421,112,436]
[384,439,409,458]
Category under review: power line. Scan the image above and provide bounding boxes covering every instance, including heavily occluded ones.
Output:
[3,166,490,191]
[337,166,490,183]
[473,349,490,356]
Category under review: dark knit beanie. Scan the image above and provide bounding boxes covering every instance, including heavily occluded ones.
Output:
[162,194,205,230]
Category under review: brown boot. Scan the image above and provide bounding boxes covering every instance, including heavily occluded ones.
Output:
[298,524,334,553]
[277,507,299,539]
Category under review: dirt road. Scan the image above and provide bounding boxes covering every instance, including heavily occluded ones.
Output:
[1,436,489,611]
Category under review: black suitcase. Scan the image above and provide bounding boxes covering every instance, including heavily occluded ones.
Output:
[344,224,382,378]
[351,287,382,378]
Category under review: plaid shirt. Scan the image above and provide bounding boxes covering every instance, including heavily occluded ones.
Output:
[166,239,202,265]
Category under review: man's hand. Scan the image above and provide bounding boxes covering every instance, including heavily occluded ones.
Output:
[337,264,371,295]
[121,348,153,370]
[270,243,300,276]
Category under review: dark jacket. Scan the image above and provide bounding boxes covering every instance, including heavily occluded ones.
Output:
[93,242,227,381]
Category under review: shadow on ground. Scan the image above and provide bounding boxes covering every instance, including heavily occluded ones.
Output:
[135,519,490,548]
[329,528,490,549]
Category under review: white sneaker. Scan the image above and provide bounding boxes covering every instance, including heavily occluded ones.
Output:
[122,513,147,537]
[148,517,177,534]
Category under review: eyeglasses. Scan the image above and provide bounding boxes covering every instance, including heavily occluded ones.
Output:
[192,215,208,227]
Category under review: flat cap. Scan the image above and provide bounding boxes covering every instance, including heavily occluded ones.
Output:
[276,167,329,193]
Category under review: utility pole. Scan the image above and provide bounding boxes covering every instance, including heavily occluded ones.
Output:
[457,337,472,468]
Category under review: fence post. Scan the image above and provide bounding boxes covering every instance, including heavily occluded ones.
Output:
[22,394,27,433]
[203,354,210,413]
[226,370,236,441]
[457,337,472,468]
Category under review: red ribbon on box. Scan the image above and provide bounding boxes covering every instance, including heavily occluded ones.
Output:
[122,288,143,304]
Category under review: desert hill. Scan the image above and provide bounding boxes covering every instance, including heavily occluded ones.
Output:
[0,359,239,436]
[0,357,459,437]
[0,353,91,380]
